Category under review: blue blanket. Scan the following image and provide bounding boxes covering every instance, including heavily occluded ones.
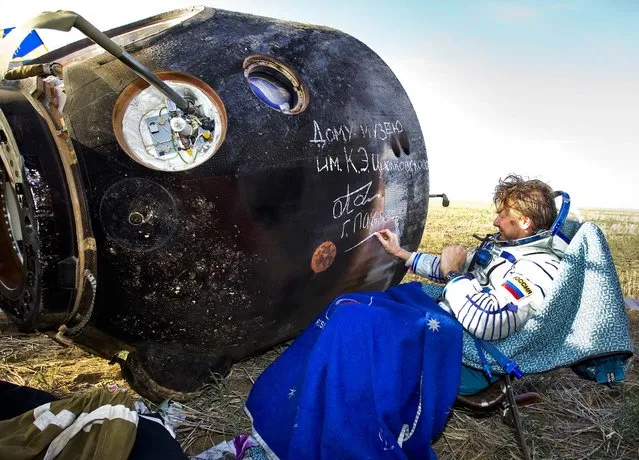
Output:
[245,282,462,459]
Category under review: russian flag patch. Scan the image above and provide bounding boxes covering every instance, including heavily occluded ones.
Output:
[502,275,534,300]
[503,280,525,299]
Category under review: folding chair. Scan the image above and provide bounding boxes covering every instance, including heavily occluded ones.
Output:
[447,221,633,459]
[455,375,536,460]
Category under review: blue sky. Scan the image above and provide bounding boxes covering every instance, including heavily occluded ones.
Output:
[3,1,638,209]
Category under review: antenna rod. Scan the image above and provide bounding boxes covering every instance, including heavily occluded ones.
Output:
[20,10,191,112]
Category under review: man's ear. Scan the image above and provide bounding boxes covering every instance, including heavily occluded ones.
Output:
[519,216,533,233]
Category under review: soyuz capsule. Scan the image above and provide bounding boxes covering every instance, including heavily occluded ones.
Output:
[0,7,429,400]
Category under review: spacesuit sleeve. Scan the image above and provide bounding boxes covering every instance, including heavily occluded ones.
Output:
[405,252,445,283]
[442,258,560,340]
[405,247,474,283]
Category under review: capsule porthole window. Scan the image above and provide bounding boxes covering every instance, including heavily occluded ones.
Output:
[243,56,309,115]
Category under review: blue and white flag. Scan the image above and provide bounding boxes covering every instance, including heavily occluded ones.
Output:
[1,27,48,61]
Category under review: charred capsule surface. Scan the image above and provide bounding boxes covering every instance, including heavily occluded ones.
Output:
[1,7,428,400]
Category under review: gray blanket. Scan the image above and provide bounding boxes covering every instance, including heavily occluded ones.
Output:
[422,222,633,374]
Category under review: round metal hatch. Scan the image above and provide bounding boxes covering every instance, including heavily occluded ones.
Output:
[113,71,227,172]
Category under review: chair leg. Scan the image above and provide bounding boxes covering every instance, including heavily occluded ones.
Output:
[504,374,532,460]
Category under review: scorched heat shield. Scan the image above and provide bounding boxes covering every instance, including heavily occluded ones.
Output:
[0,7,429,400]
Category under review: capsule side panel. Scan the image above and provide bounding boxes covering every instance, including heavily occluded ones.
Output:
[61,8,428,390]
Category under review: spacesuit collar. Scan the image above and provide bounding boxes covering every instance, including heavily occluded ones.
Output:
[492,231,552,248]
[490,230,569,257]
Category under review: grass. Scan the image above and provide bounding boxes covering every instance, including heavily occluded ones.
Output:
[580,209,639,298]
[1,203,637,458]
[0,333,126,394]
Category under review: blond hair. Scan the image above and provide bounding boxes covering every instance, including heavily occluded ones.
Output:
[494,174,557,232]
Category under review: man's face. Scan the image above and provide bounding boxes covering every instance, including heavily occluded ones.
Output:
[493,207,532,241]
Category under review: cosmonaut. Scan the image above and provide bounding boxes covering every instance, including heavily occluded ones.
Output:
[376,174,571,341]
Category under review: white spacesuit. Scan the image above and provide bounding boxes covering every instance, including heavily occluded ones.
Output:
[406,233,568,341]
